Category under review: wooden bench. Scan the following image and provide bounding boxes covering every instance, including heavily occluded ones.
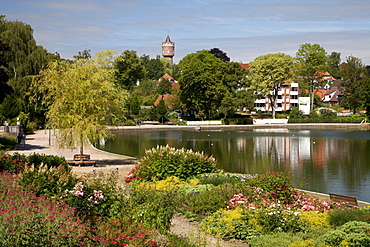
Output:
[67,154,96,167]
[329,193,358,207]
[73,154,91,161]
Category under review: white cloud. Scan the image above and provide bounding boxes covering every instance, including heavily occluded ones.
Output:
[3,0,370,64]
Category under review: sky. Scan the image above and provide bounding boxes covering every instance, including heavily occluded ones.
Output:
[3,0,370,65]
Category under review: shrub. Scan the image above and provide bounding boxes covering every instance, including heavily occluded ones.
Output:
[133,145,218,182]
[0,135,17,151]
[329,207,370,227]
[0,171,159,246]
[196,172,257,186]
[175,183,252,220]
[59,168,128,220]
[255,204,303,233]
[0,171,93,246]
[201,207,259,240]
[0,153,68,174]
[0,153,27,173]
[19,163,78,197]
[122,188,175,230]
[323,221,370,246]
[299,211,331,229]
[27,153,67,168]
[247,172,297,204]
[247,232,304,247]
[136,176,200,192]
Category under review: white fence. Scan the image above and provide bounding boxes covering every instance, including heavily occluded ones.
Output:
[253,119,288,125]
[186,120,222,125]
[0,126,20,134]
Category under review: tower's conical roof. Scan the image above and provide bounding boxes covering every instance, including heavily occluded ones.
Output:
[165,35,172,42]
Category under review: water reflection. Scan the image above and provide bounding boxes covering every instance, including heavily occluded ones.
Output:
[100,128,370,202]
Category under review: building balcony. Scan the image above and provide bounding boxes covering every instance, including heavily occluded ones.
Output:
[290,91,298,95]
[255,99,266,103]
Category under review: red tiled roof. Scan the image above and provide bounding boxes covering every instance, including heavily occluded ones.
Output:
[154,94,178,108]
[314,70,336,81]
[239,63,250,69]
[161,73,174,79]
[315,90,328,99]
[172,82,180,90]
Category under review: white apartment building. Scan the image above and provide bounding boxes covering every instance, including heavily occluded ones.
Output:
[254,82,300,112]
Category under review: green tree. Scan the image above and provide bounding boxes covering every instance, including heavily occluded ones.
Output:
[328,51,341,79]
[156,98,168,123]
[0,39,11,104]
[248,53,294,119]
[160,57,173,75]
[73,49,91,60]
[157,78,172,95]
[129,94,141,115]
[0,17,50,116]
[209,48,230,63]
[178,50,228,119]
[145,56,165,80]
[218,91,235,118]
[340,56,369,114]
[294,43,329,111]
[0,94,21,120]
[34,50,128,155]
[235,89,256,113]
[114,50,146,90]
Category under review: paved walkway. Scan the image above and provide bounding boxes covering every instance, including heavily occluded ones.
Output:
[7,130,137,166]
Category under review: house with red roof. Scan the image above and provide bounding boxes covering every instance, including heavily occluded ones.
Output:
[158,73,179,90]
[322,80,343,106]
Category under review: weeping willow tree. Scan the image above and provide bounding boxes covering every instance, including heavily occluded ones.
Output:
[34,50,128,155]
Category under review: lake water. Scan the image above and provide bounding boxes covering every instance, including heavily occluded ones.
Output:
[99,128,370,202]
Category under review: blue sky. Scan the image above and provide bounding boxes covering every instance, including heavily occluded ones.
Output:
[3,0,370,64]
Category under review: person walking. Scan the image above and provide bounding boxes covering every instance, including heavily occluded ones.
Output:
[16,132,22,149]
[21,132,26,148]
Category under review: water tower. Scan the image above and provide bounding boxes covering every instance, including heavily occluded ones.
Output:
[162,35,174,66]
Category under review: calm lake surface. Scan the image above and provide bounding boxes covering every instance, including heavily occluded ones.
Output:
[99,128,370,202]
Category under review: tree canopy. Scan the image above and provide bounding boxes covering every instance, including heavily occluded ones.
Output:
[0,17,51,122]
[34,50,128,154]
[294,43,329,110]
[178,50,229,119]
[340,55,369,114]
[209,48,230,63]
[114,50,146,90]
[248,53,294,119]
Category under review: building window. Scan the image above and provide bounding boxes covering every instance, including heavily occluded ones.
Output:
[291,103,298,108]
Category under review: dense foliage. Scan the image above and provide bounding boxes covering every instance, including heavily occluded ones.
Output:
[34,50,128,155]
[0,17,53,129]
[248,53,294,119]
[130,145,218,181]
[0,134,17,151]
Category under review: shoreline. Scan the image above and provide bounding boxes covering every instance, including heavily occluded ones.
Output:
[108,123,370,131]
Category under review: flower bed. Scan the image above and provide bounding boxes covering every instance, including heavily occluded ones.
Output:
[1,147,370,246]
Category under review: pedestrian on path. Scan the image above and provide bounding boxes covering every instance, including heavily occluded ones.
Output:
[21,132,26,148]
[16,132,22,148]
